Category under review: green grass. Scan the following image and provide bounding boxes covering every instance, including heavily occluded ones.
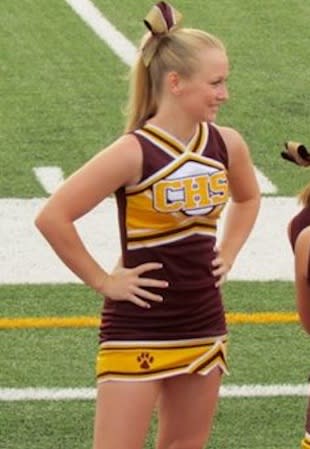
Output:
[0,397,307,448]
[0,0,309,197]
[1,0,310,448]
[0,281,296,316]
[210,397,306,449]
[0,284,100,316]
[0,0,128,197]
[0,401,95,449]
[228,324,309,384]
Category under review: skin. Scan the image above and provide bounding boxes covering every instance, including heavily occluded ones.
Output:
[288,215,310,447]
[289,224,310,333]
[35,47,260,449]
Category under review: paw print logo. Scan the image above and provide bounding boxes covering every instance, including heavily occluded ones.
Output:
[137,352,154,370]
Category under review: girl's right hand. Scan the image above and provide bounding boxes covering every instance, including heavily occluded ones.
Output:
[97,262,168,308]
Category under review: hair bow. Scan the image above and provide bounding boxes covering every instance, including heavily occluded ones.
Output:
[281,141,310,167]
[142,2,182,67]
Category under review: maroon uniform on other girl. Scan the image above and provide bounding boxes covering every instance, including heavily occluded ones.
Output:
[289,207,310,281]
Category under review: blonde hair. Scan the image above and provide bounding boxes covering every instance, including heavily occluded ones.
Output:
[124,27,226,133]
[299,182,310,207]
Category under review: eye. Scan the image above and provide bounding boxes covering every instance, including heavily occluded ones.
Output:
[211,80,222,86]
[210,78,228,87]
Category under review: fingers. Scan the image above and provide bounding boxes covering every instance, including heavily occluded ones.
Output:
[212,263,226,278]
[138,277,168,289]
[214,275,227,288]
[133,262,164,275]
[133,287,163,303]
[109,262,168,308]
[126,288,163,309]
[212,255,229,287]
[127,294,153,309]
[128,269,167,307]
[211,255,222,274]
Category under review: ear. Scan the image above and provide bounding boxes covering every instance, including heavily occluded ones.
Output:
[166,71,183,95]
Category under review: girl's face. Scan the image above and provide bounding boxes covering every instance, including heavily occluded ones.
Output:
[177,48,230,123]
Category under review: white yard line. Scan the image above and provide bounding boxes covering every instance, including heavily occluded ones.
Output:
[0,388,95,401]
[33,167,64,195]
[0,196,299,283]
[0,384,308,401]
[254,167,277,194]
[221,384,309,397]
[34,164,276,197]
[64,0,136,66]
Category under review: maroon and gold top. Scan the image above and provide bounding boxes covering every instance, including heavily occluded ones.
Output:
[99,122,229,342]
[289,206,310,281]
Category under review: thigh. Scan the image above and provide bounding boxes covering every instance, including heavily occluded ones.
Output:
[156,368,222,449]
[93,380,161,449]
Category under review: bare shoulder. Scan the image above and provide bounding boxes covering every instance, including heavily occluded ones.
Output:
[295,226,310,247]
[105,133,141,153]
[295,226,310,277]
[295,226,310,256]
[213,124,249,159]
[99,133,142,165]
[211,124,259,201]
[92,132,143,186]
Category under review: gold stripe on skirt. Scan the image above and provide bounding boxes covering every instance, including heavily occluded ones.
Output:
[96,335,228,383]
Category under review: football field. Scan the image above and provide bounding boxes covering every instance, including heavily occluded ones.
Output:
[1,0,310,448]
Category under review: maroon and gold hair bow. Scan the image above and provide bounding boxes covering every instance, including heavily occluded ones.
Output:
[144,1,182,36]
[142,2,182,66]
[281,141,310,167]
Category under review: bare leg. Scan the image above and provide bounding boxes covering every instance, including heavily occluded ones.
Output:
[302,393,310,449]
[156,368,222,449]
[93,380,161,449]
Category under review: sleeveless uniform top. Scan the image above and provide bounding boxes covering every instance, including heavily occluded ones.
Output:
[289,206,310,281]
[99,122,229,342]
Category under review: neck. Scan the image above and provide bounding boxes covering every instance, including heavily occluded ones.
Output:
[147,106,199,145]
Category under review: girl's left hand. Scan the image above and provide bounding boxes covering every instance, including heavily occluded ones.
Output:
[211,248,232,287]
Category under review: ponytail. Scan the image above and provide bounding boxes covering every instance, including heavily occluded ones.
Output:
[123,2,225,133]
[124,54,157,133]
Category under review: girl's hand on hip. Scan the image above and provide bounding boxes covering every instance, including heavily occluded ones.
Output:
[211,248,232,287]
[98,262,168,308]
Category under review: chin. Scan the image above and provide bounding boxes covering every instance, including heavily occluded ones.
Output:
[205,112,217,122]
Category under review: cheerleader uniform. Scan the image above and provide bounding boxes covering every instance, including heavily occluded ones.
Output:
[289,207,310,280]
[289,206,310,449]
[96,121,230,382]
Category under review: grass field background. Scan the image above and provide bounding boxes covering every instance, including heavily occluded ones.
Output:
[1,0,310,448]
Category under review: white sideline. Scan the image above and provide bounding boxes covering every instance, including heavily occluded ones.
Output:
[0,384,308,401]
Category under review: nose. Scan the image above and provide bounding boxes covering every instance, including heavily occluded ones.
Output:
[217,83,229,102]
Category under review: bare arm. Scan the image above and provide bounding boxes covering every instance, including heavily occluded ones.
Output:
[294,227,310,333]
[35,134,167,307]
[212,127,261,283]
